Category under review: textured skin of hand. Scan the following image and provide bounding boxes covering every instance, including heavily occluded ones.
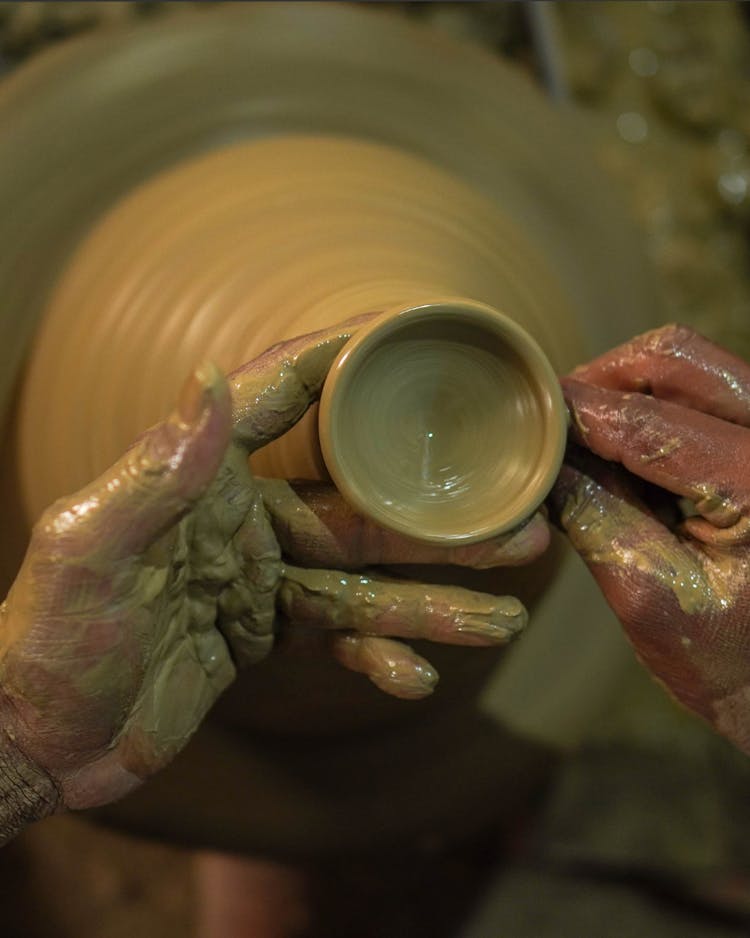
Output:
[0,318,544,838]
[550,325,750,755]
[0,726,60,844]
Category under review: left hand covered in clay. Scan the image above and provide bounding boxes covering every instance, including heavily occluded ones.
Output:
[549,324,750,755]
[0,317,547,821]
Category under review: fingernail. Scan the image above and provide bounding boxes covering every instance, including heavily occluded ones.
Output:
[456,618,514,643]
[376,661,439,699]
[412,661,439,692]
[178,362,222,424]
[456,601,527,643]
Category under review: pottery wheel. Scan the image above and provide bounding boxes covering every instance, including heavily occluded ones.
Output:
[0,4,661,857]
[16,133,582,518]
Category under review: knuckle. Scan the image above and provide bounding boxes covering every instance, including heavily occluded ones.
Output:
[558,476,606,539]
[137,424,185,479]
[118,458,168,507]
[30,497,84,552]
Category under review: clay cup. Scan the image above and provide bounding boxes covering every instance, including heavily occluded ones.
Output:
[318,299,567,545]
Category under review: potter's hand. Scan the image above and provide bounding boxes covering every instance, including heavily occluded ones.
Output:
[255,476,547,697]
[549,324,750,754]
[0,319,544,835]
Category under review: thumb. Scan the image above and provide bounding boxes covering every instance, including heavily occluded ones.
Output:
[31,363,232,564]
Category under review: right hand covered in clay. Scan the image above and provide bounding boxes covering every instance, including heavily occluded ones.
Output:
[549,325,750,756]
[0,317,547,836]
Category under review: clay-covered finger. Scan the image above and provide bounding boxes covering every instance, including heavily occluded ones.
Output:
[571,324,750,426]
[680,513,750,547]
[274,624,439,699]
[257,479,550,569]
[32,363,232,562]
[227,313,378,452]
[330,633,439,699]
[277,564,527,646]
[563,377,750,526]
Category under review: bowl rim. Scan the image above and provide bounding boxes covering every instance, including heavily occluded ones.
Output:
[318,296,567,545]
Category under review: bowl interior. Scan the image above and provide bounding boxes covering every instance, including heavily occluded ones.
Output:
[319,300,566,544]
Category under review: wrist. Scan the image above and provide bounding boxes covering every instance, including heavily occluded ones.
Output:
[0,728,61,846]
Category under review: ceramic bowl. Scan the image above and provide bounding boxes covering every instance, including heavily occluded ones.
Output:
[319,298,567,544]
